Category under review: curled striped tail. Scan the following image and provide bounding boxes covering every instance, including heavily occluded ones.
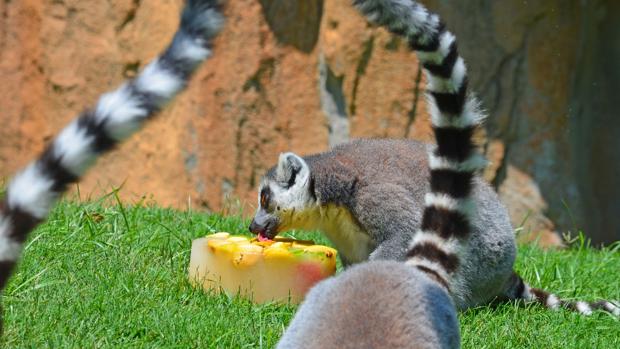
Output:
[353,0,486,289]
[506,273,620,317]
[0,0,225,292]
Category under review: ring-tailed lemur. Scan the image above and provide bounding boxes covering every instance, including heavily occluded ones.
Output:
[0,0,224,315]
[250,0,620,317]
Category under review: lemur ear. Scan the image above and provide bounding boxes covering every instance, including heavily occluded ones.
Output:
[276,152,309,188]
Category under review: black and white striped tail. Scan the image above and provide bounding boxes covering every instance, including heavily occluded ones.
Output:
[354,0,620,318]
[0,0,225,293]
[353,0,485,289]
[506,273,620,317]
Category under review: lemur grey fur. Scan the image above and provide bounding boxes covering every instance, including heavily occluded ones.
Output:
[250,0,620,318]
[0,0,224,305]
[277,262,460,349]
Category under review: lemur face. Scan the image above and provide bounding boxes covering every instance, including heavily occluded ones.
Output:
[249,152,315,240]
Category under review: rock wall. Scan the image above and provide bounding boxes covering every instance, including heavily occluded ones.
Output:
[423,0,620,244]
[0,0,618,244]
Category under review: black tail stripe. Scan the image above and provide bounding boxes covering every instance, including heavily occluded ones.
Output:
[421,207,470,239]
[0,261,15,293]
[39,148,80,192]
[407,242,459,273]
[433,126,475,162]
[2,205,42,243]
[429,170,473,199]
[77,111,119,153]
[422,41,458,79]
[530,288,550,304]
[416,265,450,290]
[590,301,609,310]
[133,93,159,116]
[160,37,208,80]
[428,77,468,115]
[562,300,578,312]
[515,275,526,299]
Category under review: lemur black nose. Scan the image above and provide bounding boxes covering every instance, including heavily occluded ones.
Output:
[249,219,263,235]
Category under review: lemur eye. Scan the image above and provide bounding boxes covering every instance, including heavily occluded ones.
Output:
[276,206,280,211]
[260,188,270,208]
[260,194,267,207]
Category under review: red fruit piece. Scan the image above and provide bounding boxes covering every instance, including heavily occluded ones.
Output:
[296,262,325,293]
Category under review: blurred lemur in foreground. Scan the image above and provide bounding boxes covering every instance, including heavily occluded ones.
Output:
[278,261,460,349]
[249,4,620,344]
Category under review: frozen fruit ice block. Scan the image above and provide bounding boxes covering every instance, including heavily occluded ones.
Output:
[188,233,338,304]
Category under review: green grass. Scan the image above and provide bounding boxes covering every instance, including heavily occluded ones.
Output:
[2,200,619,348]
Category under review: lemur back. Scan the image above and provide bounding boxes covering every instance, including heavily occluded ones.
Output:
[251,0,620,322]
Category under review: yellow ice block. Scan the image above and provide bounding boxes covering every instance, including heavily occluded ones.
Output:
[188,233,337,303]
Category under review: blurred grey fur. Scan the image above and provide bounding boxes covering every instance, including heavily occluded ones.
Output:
[277,261,460,349]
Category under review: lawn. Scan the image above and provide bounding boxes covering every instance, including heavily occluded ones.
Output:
[2,199,619,348]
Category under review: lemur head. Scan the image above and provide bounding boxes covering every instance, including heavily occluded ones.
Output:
[249,152,316,240]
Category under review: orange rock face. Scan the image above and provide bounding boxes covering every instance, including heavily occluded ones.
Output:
[2,0,619,244]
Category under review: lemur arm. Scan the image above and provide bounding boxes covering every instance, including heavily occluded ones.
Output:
[353,183,423,261]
